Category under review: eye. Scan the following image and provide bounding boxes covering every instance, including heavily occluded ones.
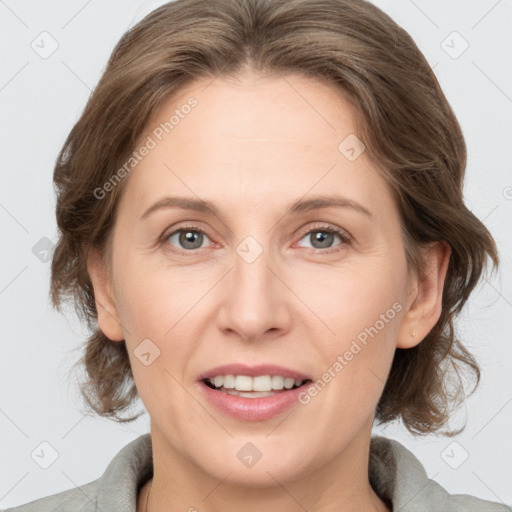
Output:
[295,224,351,252]
[164,226,213,251]
[161,223,351,254]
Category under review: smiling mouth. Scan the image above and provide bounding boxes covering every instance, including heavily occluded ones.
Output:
[202,377,312,398]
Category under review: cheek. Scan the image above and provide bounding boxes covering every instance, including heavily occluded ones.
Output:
[111,253,217,400]
[295,256,405,340]
[294,259,405,396]
[113,259,204,414]
[112,250,210,337]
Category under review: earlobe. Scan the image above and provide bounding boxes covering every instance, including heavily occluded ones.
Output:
[87,247,125,342]
[397,242,451,349]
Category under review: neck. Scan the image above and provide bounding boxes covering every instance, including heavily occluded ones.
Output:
[138,423,389,512]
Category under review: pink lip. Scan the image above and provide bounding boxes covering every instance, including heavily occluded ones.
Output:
[197,363,312,381]
[196,363,313,422]
[198,380,312,421]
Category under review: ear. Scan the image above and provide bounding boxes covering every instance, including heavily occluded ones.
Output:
[396,241,451,349]
[87,247,124,342]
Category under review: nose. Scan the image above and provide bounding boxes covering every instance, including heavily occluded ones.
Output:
[216,239,293,342]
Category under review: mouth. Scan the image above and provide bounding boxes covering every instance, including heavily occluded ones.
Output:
[202,375,313,398]
[197,365,315,421]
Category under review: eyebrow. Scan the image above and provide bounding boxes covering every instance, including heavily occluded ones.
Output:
[139,194,373,220]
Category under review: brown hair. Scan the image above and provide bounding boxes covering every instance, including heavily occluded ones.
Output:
[51,0,499,435]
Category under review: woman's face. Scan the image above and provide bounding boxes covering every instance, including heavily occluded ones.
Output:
[93,71,427,486]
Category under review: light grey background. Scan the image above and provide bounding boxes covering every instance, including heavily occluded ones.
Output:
[1,0,511,508]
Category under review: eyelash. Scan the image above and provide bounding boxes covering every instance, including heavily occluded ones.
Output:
[160,222,352,255]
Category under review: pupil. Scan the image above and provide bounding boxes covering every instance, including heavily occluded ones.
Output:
[180,230,203,249]
[312,231,333,249]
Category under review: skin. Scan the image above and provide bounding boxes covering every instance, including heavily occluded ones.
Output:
[88,69,450,512]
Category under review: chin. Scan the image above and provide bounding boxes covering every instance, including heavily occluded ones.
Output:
[191,436,317,488]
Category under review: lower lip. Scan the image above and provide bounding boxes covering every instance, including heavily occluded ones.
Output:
[199,381,310,421]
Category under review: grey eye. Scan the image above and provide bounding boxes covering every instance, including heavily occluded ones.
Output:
[297,229,342,250]
[167,229,210,250]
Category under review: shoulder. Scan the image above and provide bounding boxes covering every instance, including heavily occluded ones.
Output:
[1,434,153,512]
[448,493,512,512]
[370,435,511,512]
[0,480,98,512]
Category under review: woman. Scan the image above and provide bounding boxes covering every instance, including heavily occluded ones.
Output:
[4,0,509,510]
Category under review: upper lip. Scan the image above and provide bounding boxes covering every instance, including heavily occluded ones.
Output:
[198,363,312,382]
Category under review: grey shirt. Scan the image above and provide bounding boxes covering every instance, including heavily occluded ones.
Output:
[2,433,510,511]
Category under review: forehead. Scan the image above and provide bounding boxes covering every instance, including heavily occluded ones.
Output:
[118,72,397,223]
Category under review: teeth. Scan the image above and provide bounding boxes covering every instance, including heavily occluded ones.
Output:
[223,375,235,389]
[271,375,284,390]
[284,377,295,389]
[225,389,277,398]
[207,375,305,392]
[236,375,253,391]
